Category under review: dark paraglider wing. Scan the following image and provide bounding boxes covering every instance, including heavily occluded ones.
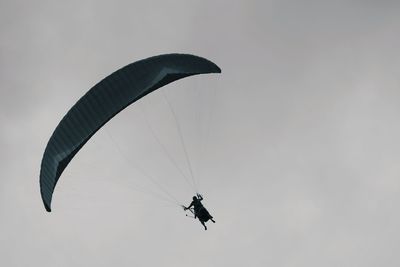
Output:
[39,54,221,212]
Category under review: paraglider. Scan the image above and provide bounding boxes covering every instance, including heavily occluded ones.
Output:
[183,194,215,230]
[39,53,221,213]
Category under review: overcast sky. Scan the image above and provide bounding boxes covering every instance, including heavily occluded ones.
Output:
[1,1,400,266]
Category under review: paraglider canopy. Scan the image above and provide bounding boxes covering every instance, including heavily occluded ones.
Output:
[39,53,221,212]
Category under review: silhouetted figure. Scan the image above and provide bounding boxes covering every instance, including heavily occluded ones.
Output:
[184,194,215,230]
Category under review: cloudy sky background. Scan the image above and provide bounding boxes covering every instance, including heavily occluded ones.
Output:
[1,1,400,266]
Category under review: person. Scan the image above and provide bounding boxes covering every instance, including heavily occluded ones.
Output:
[184,194,215,230]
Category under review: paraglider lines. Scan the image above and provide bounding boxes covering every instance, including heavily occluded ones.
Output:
[104,127,180,206]
[162,90,199,194]
[139,101,196,193]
